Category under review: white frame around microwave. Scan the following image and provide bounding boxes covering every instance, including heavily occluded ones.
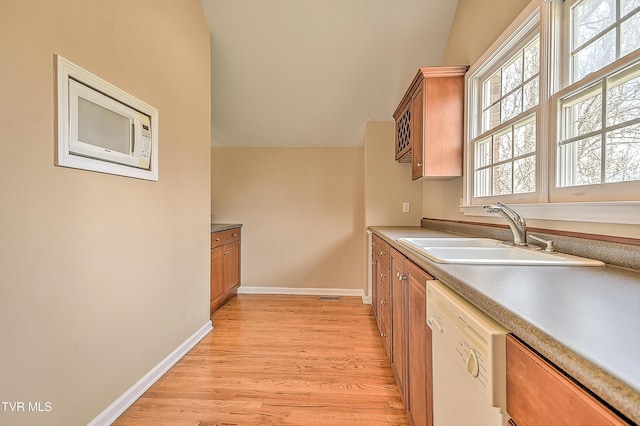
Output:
[56,55,159,181]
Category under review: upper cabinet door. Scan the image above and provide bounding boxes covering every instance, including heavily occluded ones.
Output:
[393,66,468,181]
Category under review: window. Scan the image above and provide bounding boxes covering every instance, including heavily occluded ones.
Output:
[465,0,640,211]
[474,36,540,198]
[467,7,542,204]
[557,63,640,188]
[568,0,640,81]
[552,0,640,200]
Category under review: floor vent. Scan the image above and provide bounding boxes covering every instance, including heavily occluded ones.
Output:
[317,296,341,301]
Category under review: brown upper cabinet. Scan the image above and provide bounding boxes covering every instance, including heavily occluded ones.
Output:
[393,66,468,180]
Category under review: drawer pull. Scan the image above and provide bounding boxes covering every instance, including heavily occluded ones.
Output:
[232,233,238,237]
[215,237,221,242]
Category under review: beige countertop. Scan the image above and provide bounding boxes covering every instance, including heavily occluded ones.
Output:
[369,225,640,424]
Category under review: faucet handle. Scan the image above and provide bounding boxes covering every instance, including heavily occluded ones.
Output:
[528,234,556,253]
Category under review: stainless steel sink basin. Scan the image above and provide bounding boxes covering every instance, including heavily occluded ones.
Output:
[396,237,604,266]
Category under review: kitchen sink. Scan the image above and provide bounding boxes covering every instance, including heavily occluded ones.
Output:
[398,237,503,248]
[396,237,604,266]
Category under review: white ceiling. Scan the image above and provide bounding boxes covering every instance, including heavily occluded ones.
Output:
[201,0,459,147]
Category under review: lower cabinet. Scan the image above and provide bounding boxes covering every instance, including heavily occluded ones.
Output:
[506,334,630,425]
[372,235,630,426]
[372,239,433,426]
[390,248,408,404]
[210,227,241,315]
[376,259,391,354]
[372,234,391,355]
[405,260,433,426]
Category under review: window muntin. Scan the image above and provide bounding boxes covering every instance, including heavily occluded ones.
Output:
[569,0,640,81]
[481,36,541,133]
[557,61,640,187]
[474,116,537,197]
[472,35,540,199]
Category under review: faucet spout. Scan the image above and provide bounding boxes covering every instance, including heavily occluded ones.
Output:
[483,202,527,245]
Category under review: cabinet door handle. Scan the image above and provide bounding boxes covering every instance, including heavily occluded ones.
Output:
[380,273,386,279]
[379,251,386,256]
[381,333,387,337]
[417,163,423,167]
[380,300,386,305]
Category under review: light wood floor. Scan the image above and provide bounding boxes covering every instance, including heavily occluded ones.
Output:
[114,295,409,425]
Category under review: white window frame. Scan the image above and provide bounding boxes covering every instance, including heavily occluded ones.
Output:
[461,0,640,225]
[466,12,544,205]
[550,52,640,202]
[550,0,640,202]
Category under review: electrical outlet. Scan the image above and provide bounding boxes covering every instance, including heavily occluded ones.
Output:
[402,202,410,213]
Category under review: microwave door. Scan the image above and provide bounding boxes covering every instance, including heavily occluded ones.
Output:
[68,79,138,168]
[77,96,131,155]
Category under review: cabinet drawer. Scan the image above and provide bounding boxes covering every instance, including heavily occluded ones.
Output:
[506,335,629,426]
[376,261,390,296]
[376,239,391,269]
[211,228,241,248]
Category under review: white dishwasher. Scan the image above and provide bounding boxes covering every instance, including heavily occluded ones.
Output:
[426,280,509,426]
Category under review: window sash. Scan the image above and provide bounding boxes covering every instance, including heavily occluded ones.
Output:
[566,0,640,82]
[467,5,543,205]
[551,52,640,200]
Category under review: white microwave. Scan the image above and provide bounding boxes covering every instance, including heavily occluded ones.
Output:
[56,55,158,181]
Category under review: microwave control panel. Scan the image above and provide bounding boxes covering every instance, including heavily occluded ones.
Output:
[140,123,152,159]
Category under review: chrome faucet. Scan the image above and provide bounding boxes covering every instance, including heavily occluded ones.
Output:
[483,202,527,246]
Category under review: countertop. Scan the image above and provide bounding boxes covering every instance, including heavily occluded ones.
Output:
[210,223,242,233]
[369,226,640,424]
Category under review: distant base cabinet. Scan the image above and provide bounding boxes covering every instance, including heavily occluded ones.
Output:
[210,228,241,315]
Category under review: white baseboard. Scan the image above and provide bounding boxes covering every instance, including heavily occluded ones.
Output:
[361,295,372,305]
[237,286,364,298]
[87,320,213,426]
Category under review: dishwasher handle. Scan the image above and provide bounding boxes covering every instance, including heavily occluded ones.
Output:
[427,315,444,334]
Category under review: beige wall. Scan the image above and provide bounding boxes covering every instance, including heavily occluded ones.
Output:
[424,0,532,224]
[440,0,532,67]
[0,1,211,425]
[365,121,423,227]
[212,147,365,292]
[427,0,640,238]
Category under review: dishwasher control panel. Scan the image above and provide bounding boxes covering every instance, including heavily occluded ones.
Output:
[427,280,508,407]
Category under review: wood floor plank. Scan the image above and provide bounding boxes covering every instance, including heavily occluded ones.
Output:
[114,295,409,425]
